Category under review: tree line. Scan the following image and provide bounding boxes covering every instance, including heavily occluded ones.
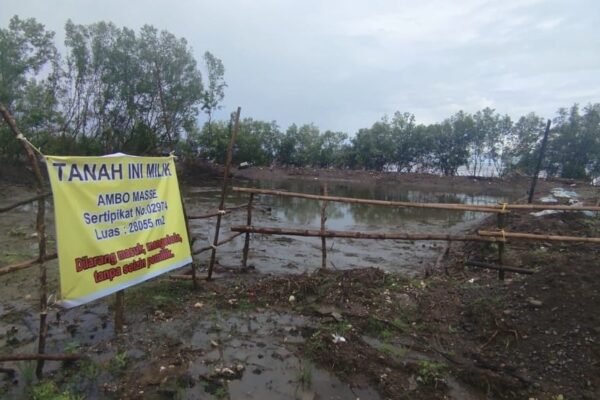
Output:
[198,105,600,180]
[2,16,599,180]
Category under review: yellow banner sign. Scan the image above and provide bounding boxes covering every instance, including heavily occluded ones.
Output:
[45,154,192,308]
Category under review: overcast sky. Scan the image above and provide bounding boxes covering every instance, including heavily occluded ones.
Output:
[3,0,599,134]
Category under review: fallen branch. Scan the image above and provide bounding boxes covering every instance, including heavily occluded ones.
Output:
[465,260,534,275]
[0,353,81,362]
[0,253,57,277]
[230,225,498,242]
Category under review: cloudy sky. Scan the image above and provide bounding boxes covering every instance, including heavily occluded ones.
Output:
[3,0,599,133]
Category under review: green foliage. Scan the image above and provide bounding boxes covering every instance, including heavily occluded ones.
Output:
[110,351,128,374]
[0,16,59,159]
[201,51,227,123]
[417,360,447,385]
[31,380,83,400]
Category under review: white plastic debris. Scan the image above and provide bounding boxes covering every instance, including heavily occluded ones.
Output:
[194,302,204,309]
[531,210,561,217]
[331,333,346,344]
[551,188,578,199]
[288,295,296,303]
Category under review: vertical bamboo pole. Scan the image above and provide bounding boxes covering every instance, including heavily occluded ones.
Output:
[241,193,254,271]
[528,119,552,204]
[320,184,328,269]
[181,200,197,289]
[208,107,241,280]
[114,290,125,334]
[0,104,48,378]
[496,211,507,280]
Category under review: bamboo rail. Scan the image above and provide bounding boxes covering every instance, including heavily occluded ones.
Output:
[0,253,57,277]
[0,192,52,213]
[193,232,243,255]
[230,225,498,242]
[232,187,600,212]
[478,230,600,244]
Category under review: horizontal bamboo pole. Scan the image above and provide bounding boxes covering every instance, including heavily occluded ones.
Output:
[192,232,244,255]
[0,253,57,277]
[233,187,504,213]
[233,187,600,212]
[478,230,600,244]
[231,225,498,242]
[169,273,210,280]
[188,210,230,220]
[0,192,52,213]
[187,203,250,220]
[0,353,81,362]
[465,260,534,274]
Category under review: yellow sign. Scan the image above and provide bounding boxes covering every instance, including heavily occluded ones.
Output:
[45,154,192,308]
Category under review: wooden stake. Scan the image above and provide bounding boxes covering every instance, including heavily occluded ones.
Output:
[181,200,197,289]
[320,184,328,269]
[528,119,552,204]
[231,225,498,242]
[208,107,241,280]
[0,104,49,379]
[114,290,125,334]
[496,212,507,280]
[241,193,254,271]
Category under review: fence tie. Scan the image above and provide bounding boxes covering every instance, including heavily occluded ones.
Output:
[16,132,44,157]
[207,236,218,250]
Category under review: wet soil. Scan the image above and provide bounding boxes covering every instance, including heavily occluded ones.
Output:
[1,169,599,399]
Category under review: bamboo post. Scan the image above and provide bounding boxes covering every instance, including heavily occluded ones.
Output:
[0,104,48,379]
[241,193,254,271]
[320,184,328,269]
[208,107,241,280]
[496,210,507,280]
[181,200,197,289]
[528,119,552,204]
[114,290,125,334]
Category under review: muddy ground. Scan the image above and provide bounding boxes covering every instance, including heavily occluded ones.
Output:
[1,165,599,399]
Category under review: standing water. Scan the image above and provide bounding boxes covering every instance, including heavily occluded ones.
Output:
[184,179,512,276]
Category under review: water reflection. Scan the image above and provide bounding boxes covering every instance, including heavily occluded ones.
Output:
[246,179,509,231]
